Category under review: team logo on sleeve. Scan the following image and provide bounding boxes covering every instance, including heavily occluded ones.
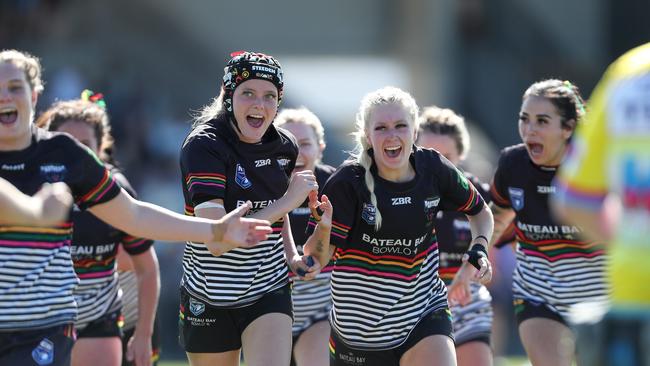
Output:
[424,196,440,220]
[508,187,525,211]
[189,297,205,316]
[235,163,252,189]
[361,203,376,225]
[39,164,67,183]
[277,157,291,169]
[31,338,54,365]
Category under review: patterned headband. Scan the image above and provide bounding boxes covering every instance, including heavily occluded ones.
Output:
[222,51,284,114]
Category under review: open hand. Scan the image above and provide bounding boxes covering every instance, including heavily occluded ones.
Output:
[207,201,272,255]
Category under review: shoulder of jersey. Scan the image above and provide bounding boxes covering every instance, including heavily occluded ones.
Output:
[183,121,226,148]
[41,128,87,151]
[413,145,443,171]
[329,161,364,184]
[499,143,527,163]
[276,126,299,149]
[316,163,337,176]
[414,144,441,161]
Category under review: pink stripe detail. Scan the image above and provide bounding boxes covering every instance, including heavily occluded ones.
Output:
[335,265,417,281]
[0,240,67,249]
[94,180,116,202]
[331,232,347,239]
[188,182,225,191]
[521,249,606,261]
[77,269,114,279]
[124,240,148,249]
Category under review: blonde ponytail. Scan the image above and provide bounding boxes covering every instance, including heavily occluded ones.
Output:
[358,146,383,230]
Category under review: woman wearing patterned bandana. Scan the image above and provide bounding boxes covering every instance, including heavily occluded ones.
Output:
[178,51,332,366]
[416,106,494,366]
[36,95,161,366]
[276,107,336,366]
[304,87,494,366]
[0,49,272,366]
[460,79,609,366]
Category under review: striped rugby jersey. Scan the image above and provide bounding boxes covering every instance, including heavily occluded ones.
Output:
[309,146,485,350]
[71,166,153,331]
[0,127,121,330]
[180,116,298,307]
[289,163,336,335]
[491,144,609,320]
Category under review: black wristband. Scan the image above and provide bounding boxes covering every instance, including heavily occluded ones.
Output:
[466,245,488,270]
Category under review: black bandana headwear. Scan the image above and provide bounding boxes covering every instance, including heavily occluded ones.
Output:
[222,51,284,116]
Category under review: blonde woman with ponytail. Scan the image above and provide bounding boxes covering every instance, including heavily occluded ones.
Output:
[304,87,494,366]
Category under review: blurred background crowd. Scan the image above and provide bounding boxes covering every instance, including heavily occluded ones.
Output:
[2,0,648,362]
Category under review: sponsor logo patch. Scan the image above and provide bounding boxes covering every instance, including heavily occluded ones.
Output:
[361,203,376,225]
[189,297,205,316]
[235,163,252,189]
[508,187,525,211]
[31,338,54,365]
[40,164,67,183]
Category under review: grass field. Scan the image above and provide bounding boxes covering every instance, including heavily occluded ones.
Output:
[159,356,532,366]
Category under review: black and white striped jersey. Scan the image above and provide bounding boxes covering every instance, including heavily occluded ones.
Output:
[491,144,609,320]
[309,147,485,350]
[180,116,298,307]
[0,127,121,330]
[71,166,153,330]
[289,163,336,335]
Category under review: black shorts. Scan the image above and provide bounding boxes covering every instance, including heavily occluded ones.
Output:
[121,316,161,366]
[329,308,453,366]
[514,299,567,327]
[575,309,650,366]
[0,324,76,366]
[77,309,123,339]
[179,284,293,353]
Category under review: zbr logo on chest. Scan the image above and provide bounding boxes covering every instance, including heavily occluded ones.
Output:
[235,163,252,189]
[255,159,271,167]
[508,187,524,211]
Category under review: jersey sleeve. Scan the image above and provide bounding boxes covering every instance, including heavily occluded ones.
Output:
[307,167,358,249]
[180,135,227,206]
[490,150,512,208]
[555,79,610,211]
[467,173,491,204]
[436,155,485,215]
[70,142,121,210]
[121,235,155,255]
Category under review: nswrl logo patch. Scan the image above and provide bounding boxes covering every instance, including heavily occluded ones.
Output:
[189,297,205,316]
[361,203,376,225]
[235,163,252,189]
[32,338,54,365]
[508,187,525,211]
